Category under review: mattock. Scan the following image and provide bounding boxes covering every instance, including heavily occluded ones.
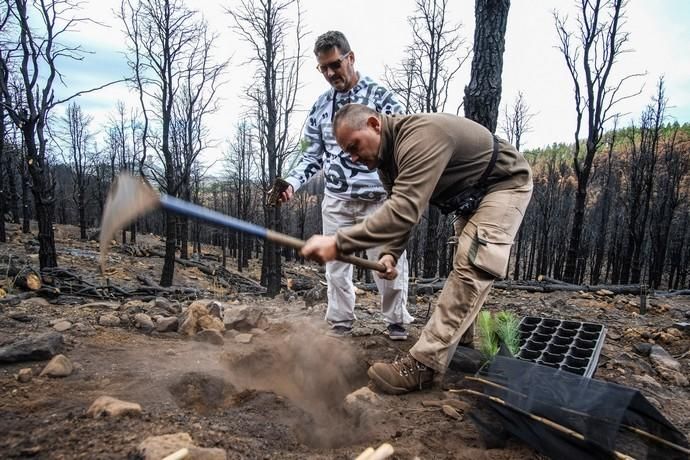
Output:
[98,173,385,273]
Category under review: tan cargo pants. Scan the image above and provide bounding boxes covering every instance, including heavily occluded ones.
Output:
[410,182,533,373]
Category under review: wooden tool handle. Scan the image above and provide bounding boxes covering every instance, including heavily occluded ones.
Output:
[267,230,386,272]
[158,194,386,273]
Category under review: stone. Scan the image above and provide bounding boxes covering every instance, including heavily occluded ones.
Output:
[344,386,382,417]
[98,314,121,327]
[73,322,95,333]
[652,331,678,345]
[0,332,64,363]
[194,329,225,346]
[134,313,154,330]
[53,320,72,332]
[9,312,33,322]
[39,354,73,378]
[80,301,120,310]
[155,317,179,333]
[649,345,681,372]
[249,327,266,335]
[674,322,690,332]
[179,301,225,336]
[234,333,253,344]
[352,327,374,337]
[633,343,653,357]
[137,432,227,460]
[153,297,179,314]
[345,386,381,407]
[16,368,33,383]
[87,396,142,417]
[19,297,51,308]
[223,306,267,332]
[596,289,615,297]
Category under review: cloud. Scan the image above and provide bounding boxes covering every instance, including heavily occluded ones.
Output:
[43,0,690,165]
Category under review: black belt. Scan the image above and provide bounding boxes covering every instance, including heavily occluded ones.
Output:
[432,135,500,215]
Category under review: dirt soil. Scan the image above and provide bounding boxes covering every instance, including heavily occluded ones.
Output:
[0,223,688,459]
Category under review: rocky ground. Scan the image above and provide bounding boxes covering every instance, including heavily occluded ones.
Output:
[0,223,688,459]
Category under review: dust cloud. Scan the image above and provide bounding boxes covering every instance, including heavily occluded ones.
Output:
[221,320,374,447]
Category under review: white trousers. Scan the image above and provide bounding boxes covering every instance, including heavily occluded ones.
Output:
[321,194,413,328]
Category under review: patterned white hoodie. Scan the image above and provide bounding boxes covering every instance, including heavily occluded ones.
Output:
[285,74,404,202]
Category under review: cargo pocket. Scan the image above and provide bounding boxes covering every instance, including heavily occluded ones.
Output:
[469,224,514,278]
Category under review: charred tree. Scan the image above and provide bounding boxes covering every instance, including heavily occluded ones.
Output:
[0,0,119,268]
[555,0,641,283]
[463,0,510,133]
[590,121,617,285]
[229,0,304,297]
[57,103,93,240]
[226,120,255,272]
[120,0,220,286]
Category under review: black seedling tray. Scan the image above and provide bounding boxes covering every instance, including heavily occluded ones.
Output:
[516,316,607,378]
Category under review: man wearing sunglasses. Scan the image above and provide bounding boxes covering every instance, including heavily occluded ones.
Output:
[278,31,413,340]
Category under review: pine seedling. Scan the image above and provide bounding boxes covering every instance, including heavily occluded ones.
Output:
[495,310,520,356]
[478,310,499,359]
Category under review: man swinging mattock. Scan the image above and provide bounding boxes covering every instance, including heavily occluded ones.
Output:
[300,103,533,395]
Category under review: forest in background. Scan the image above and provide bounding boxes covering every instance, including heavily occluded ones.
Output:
[1,0,689,293]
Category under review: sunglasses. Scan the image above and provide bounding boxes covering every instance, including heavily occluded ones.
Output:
[316,51,351,73]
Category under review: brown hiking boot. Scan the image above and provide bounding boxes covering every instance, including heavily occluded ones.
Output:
[367,354,434,395]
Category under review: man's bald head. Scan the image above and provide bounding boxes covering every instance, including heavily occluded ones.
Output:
[332,103,383,170]
[333,103,379,135]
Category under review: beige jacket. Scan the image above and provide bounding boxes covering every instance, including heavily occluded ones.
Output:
[335,113,532,260]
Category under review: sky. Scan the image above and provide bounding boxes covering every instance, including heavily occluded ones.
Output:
[49,0,690,171]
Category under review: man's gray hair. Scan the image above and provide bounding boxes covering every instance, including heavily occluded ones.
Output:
[333,103,379,133]
[314,31,351,55]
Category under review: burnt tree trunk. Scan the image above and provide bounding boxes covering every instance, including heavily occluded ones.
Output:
[463,0,510,133]
[23,126,57,268]
[6,150,20,224]
[20,151,31,234]
[160,211,177,286]
[591,143,615,285]
[262,206,282,297]
[0,108,6,243]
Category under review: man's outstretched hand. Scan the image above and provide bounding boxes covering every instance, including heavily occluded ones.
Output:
[301,235,398,280]
[377,254,398,280]
[300,235,338,264]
